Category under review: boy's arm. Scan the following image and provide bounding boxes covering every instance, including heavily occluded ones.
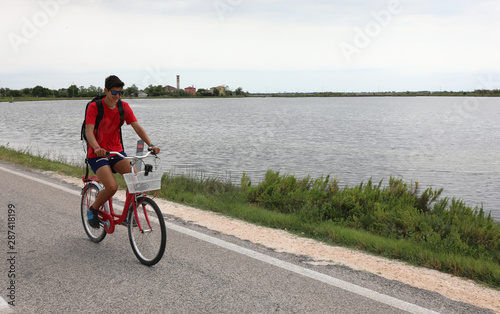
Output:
[130,121,160,154]
[85,124,106,157]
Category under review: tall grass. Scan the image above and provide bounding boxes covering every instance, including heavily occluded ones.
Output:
[239,170,500,286]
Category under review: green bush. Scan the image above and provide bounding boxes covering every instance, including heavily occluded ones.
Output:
[242,170,500,267]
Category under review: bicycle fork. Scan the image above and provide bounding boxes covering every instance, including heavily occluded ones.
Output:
[134,199,153,234]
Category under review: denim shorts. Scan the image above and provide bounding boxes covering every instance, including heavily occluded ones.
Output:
[88,151,127,174]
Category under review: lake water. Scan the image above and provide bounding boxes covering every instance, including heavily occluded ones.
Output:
[1,97,499,221]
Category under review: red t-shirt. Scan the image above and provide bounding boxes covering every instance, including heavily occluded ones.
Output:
[85,98,137,158]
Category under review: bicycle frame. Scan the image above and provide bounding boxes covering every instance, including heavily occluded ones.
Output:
[100,191,151,233]
[87,150,159,233]
[82,179,155,235]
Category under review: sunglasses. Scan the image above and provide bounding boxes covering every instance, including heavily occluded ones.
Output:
[109,90,124,96]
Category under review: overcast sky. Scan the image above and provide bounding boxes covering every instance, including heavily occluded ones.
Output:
[1,0,500,93]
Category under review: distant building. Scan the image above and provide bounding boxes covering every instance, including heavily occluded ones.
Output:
[138,91,148,97]
[184,86,196,95]
[210,86,226,96]
[216,85,226,96]
[163,85,177,92]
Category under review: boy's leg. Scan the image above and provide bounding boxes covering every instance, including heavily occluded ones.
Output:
[112,159,137,226]
[92,165,119,210]
[113,158,136,175]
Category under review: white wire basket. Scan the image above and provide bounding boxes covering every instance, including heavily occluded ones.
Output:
[123,158,163,193]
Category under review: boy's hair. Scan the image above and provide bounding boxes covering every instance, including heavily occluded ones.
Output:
[105,75,125,90]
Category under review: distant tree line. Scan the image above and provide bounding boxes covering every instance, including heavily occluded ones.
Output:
[0,84,140,98]
[471,89,500,96]
[265,89,500,97]
[0,83,247,98]
[3,84,497,98]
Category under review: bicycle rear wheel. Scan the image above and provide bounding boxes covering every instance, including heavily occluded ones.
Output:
[81,183,106,243]
[128,198,166,266]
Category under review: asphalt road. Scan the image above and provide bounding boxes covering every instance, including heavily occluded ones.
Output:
[0,162,493,313]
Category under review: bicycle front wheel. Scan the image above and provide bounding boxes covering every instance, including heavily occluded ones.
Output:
[128,198,166,266]
[81,183,106,243]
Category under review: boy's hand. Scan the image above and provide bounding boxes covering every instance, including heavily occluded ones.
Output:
[95,148,107,157]
[149,145,160,155]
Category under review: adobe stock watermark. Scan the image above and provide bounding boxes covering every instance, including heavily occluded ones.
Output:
[7,0,69,53]
[339,0,402,64]
[439,75,500,127]
[478,75,500,93]
[213,0,243,21]
[142,65,170,87]
[392,74,499,171]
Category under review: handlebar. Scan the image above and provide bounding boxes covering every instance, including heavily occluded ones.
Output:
[106,149,158,160]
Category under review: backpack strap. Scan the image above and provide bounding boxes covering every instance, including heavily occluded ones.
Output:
[117,100,125,150]
[84,157,90,181]
[94,98,105,134]
[117,99,124,126]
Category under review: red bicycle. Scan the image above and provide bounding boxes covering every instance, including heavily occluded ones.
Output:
[80,150,166,266]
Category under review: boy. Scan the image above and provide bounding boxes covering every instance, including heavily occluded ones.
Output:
[85,75,160,228]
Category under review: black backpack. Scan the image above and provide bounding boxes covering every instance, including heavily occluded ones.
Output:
[81,95,124,178]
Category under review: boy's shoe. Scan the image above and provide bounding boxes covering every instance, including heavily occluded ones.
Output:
[87,206,100,228]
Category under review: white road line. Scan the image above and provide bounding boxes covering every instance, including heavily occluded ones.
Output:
[0,165,80,196]
[0,165,439,314]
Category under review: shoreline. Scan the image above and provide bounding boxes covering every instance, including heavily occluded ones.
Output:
[1,93,500,103]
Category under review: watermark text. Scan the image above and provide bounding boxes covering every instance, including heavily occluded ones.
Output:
[213,0,243,21]
[7,0,69,53]
[340,0,402,63]
[6,204,17,307]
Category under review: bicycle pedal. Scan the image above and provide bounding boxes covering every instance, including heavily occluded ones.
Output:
[99,219,111,229]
